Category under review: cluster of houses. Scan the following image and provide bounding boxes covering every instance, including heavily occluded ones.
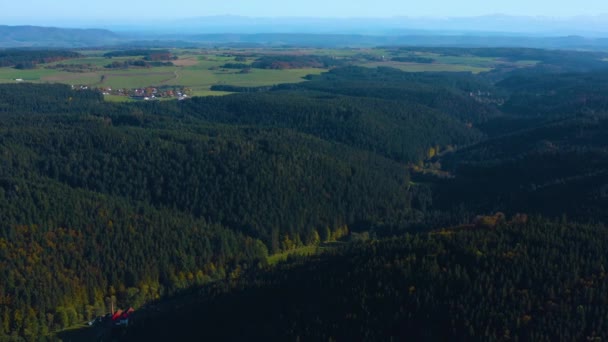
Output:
[71,85,191,101]
[125,87,190,101]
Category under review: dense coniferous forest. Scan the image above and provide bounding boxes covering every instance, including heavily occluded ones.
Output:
[250,55,346,69]
[0,50,81,69]
[122,217,608,341]
[102,50,171,58]
[2,47,608,341]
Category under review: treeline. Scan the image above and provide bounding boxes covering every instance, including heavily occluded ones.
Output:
[101,50,175,69]
[251,55,345,69]
[102,50,171,59]
[44,63,98,73]
[104,59,173,69]
[0,83,104,114]
[220,62,250,69]
[105,59,150,69]
[0,50,81,69]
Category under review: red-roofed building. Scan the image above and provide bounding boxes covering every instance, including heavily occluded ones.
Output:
[112,307,135,327]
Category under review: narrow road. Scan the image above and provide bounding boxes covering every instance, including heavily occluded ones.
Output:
[160,69,180,84]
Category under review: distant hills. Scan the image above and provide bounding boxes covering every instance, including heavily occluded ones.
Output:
[1,21,608,49]
[0,25,120,47]
[179,33,608,49]
[158,14,608,37]
[17,14,608,36]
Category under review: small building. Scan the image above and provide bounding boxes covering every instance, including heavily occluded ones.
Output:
[112,307,135,327]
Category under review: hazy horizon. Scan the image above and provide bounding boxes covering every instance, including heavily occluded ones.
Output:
[3,15,608,37]
[4,13,608,24]
[4,15,608,28]
[3,1,608,38]
[3,0,608,23]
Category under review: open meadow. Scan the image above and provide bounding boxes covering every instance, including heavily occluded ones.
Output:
[0,47,539,101]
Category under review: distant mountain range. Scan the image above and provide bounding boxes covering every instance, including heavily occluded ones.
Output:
[7,14,608,36]
[151,14,608,37]
[1,19,608,49]
[0,25,120,47]
[174,33,608,50]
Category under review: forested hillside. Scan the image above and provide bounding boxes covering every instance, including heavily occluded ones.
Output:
[437,71,608,221]
[2,47,608,341]
[276,66,502,124]
[122,217,608,341]
[0,76,474,339]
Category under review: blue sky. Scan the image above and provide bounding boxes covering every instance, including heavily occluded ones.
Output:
[2,0,608,22]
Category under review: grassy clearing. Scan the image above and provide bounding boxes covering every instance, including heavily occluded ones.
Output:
[267,245,320,266]
[166,66,324,91]
[357,61,492,73]
[432,55,499,67]
[191,90,234,97]
[509,60,540,66]
[172,57,199,67]
[103,94,135,102]
[0,67,59,82]
[101,71,177,89]
[42,72,102,84]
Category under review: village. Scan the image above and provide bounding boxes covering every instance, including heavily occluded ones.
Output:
[72,84,192,101]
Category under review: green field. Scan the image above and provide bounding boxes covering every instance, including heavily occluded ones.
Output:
[511,59,540,66]
[0,51,327,98]
[357,61,492,73]
[0,48,537,100]
[0,67,59,82]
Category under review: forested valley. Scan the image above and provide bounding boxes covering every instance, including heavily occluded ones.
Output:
[1,47,608,341]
